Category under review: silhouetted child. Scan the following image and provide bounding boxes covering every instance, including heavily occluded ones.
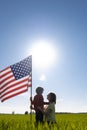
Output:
[39,92,56,124]
[30,86,49,124]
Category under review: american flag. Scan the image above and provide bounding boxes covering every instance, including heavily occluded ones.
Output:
[0,56,32,102]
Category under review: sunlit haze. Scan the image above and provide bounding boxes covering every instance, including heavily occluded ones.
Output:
[30,39,57,69]
[39,74,46,81]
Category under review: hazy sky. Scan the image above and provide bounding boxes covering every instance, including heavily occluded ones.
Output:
[0,0,87,114]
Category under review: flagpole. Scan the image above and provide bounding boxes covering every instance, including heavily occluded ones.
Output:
[30,55,32,122]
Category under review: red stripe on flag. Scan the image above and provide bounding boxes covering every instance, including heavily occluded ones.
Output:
[0,70,12,79]
[0,75,14,84]
[1,89,28,102]
[0,79,16,90]
[0,78,29,94]
[0,84,28,98]
[0,67,10,73]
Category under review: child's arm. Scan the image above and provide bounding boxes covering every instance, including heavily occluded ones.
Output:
[38,106,51,116]
[44,101,49,105]
[30,97,34,110]
[30,97,34,104]
[30,105,34,110]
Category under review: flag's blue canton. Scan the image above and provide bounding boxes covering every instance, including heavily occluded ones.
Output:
[10,56,32,80]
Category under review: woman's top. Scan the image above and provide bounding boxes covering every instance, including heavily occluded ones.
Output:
[45,102,56,123]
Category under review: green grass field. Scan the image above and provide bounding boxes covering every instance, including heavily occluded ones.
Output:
[0,113,87,130]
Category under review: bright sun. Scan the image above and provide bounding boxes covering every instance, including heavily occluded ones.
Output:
[30,39,56,69]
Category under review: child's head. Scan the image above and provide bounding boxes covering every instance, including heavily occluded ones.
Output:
[36,87,44,95]
[47,92,56,103]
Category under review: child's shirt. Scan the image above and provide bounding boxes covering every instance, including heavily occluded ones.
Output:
[33,94,44,111]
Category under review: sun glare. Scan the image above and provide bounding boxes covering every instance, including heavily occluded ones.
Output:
[39,74,46,81]
[29,39,57,69]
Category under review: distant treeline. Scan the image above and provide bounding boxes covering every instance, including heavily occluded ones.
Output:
[56,112,87,114]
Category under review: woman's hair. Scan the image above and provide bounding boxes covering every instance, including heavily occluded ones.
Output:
[36,87,44,94]
[48,92,56,103]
